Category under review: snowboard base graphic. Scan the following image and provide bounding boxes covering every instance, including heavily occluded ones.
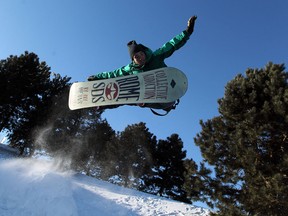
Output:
[68,67,188,110]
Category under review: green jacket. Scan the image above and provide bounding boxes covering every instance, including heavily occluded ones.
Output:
[92,30,190,80]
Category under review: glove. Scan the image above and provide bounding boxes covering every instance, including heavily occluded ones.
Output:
[186,16,197,35]
[87,75,97,81]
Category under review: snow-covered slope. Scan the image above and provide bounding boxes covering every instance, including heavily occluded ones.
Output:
[0,144,210,216]
[0,143,19,159]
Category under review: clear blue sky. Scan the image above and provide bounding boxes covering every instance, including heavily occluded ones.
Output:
[1,0,288,164]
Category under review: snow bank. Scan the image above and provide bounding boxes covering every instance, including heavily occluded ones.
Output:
[0,147,210,216]
[0,159,77,216]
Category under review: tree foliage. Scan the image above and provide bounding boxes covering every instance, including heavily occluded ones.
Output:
[116,122,156,187]
[45,106,106,171]
[0,51,50,132]
[183,160,213,205]
[0,51,71,154]
[194,62,288,215]
[142,133,196,203]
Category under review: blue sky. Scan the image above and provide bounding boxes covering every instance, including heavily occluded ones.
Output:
[1,0,288,164]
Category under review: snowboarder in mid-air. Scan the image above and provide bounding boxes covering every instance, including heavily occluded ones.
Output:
[87,15,197,115]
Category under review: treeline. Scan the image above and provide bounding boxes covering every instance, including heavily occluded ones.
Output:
[45,114,208,204]
[1,51,287,215]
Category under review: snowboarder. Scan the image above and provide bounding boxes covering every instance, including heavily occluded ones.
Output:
[87,15,197,115]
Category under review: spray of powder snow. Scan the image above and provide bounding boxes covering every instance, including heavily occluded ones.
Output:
[31,124,78,171]
[30,116,155,189]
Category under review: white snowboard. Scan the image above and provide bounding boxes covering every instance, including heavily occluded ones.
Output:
[68,67,188,110]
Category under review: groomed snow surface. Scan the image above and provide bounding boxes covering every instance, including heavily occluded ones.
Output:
[0,144,210,216]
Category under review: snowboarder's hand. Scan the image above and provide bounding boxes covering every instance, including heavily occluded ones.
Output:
[186,15,197,35]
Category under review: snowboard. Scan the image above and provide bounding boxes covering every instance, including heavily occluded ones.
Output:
[68,67,188,110]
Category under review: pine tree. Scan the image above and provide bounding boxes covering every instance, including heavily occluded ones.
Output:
[0,52,51,132]
[0,51,71,154]
[194,62,288,215]
[183,160,213,205]
[116,122,157,188]
[85,119,118,179]
[146,134,189,203]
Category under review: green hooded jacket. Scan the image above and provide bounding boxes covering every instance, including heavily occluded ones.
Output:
[91,30,191,80]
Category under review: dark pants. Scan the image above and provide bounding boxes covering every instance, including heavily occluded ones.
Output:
[99,101,176,110]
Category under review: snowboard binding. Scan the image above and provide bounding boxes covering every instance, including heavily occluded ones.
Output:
[94,99,180,116]
[141,99,180,116]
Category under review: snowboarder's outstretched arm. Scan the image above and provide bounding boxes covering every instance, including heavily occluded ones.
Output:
[88,16,197,81]
[153,15,197,60]
[88,65,133,81]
